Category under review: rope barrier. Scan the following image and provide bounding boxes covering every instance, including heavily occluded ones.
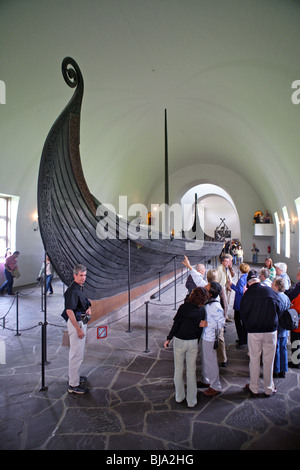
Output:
[0,250,219,392]
[17,279,42,296]
[0,261,188,334]
[149,297,186,307]
[0,264,219,335]
[0,295,16,327]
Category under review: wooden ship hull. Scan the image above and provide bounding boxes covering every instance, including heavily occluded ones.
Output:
[37,57,222,303]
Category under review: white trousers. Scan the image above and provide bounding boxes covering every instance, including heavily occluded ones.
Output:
[67,320,87,387]
[201,338,222,391]
[173,337,199,407]
[248,331,277,395]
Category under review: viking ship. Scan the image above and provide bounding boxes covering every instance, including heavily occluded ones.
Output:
[37,57,222,302]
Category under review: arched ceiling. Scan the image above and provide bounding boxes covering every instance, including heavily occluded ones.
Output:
[1,0,300,218]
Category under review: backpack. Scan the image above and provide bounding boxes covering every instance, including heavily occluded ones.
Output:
[279,308,299,330]
[185,274,197,292]
[290,294,300,332]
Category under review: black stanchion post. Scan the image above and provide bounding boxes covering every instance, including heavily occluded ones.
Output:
[15,292,21,336]
[39,321,48,392]
[144,301,150,353]
[40,280,44,312]
[43,251,50,365]
[173,256,177,310]
[44,251,47,322]
[158,272,161,301]
[126,238,131,333]
[44,251,50,364]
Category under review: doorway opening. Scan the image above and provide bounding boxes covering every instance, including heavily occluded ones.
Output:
[180,183,241,241]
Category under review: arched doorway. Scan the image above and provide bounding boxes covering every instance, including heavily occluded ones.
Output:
[180,183,241,241]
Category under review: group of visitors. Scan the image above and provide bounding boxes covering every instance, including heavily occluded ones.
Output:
[220,240,244,266]
[253,210,272,224]
[164,253,300,407]
[164,255,230,406]
[1,246,299,404]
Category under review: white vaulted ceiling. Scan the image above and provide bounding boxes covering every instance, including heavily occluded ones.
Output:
[0,0,300,282]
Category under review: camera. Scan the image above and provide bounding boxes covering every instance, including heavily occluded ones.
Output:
[81,313,91,324]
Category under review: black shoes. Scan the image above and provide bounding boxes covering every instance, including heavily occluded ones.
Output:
[273,371,286,378]
[68,384,89,394]
[68,376,89,394]
[244,383,258,398]
[197,381,210,388]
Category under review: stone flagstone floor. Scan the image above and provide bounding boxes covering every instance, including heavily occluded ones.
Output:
[0,268,300,451]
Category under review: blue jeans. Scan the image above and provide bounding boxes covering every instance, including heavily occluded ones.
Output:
[274,336,288,373]
[46,275,53,293]
[0,268,14,294]
[173,337,198,407]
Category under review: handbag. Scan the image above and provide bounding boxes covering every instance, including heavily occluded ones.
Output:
[213,328,219,349]
[279,308,299,330]
[12,268,20,278]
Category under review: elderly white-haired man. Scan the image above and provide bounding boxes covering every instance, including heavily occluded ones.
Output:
[182,256,206,292]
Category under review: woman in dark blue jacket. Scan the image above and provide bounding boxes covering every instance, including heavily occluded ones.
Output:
[228,263,250,347]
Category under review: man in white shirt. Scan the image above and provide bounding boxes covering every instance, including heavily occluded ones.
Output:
[182,256,206,289]
[217,254,234,318]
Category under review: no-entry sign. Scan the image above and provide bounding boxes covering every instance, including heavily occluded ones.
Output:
[97,326,107,339]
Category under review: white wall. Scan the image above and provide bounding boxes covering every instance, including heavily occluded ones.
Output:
[273,200,300,284]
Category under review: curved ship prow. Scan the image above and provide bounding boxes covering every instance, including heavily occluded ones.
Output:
[37,58,222,301]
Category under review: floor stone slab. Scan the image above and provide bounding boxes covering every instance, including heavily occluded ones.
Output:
[1,270,300,451]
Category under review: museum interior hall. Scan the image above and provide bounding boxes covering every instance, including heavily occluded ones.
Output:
[1,0,300,453]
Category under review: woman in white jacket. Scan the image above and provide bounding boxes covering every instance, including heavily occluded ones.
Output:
[201,282,226,396]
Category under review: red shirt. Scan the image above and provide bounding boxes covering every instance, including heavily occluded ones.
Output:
[5,254,18,271]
